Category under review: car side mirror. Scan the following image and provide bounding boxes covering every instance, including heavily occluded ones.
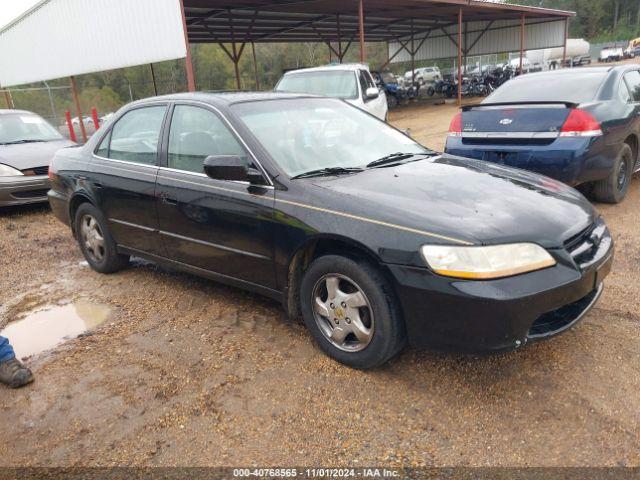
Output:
[365,87,380,100]
[203,155,266,185]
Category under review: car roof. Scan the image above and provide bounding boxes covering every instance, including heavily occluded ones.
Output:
[132,91,320,108]
[282,63,368,75]
[0,109,37,115]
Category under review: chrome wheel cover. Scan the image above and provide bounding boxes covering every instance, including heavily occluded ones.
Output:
[311,273,374,352]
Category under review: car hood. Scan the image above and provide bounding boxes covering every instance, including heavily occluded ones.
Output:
[310,154,596,248]
[0,139,76,170]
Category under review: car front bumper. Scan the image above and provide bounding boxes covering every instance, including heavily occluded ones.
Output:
[0,175,51,207]
[386,223,614,353]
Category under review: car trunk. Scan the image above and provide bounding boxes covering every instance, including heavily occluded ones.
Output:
[460,104,573,146]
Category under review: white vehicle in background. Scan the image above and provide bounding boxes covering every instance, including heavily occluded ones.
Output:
[599,47,624,63]
[404,66,441,85]
[275,64,388,121]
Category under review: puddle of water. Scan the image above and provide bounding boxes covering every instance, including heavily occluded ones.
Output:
[0,299,112,359]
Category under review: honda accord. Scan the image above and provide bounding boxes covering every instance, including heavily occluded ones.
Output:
[48,93,613,368]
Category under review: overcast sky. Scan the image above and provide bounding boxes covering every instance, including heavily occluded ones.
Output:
[0,0,41,29]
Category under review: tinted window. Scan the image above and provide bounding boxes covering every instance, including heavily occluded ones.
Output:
[486,72,607,104]
[96,130,111,157]
[276,71,358,99]
[624,71,640,102]
[109,106,166,165]
[168,105,247,174]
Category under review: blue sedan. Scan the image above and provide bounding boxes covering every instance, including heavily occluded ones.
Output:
[445,66,640,203]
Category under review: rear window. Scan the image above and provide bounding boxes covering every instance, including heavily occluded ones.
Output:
[275,71,358,99]
[486,72,608,104]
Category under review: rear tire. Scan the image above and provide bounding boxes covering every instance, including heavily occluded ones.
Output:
[592,143,634,204]
[300,255,406,369]
[74,203,129,274]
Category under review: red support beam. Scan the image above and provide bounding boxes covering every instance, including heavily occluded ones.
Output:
[179,0,196,92]
[519,14,525,75]
[150,63,158,96]
[65,111,77,143]
[91,107,100,130]
[457,8,462,107]
[70,76,87,143]
[358,0,366,62]
[3,89,13,109]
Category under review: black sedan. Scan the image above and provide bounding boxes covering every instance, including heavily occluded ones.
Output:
[446,66,640,204]
[49,93,613,368]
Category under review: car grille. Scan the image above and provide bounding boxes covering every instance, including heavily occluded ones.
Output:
[21,166,49,176]
[529,288,599,337]
[564,220,606,269]
[10,189,50,199]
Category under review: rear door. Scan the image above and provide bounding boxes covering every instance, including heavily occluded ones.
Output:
[91,104,168,255]
[155,103,276,289]
[622,70,640,169]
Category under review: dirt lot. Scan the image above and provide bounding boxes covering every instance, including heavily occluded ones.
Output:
[1,101,639,468]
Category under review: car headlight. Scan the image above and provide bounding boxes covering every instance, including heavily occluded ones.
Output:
[0,164,24,177]
[420,243,556,280]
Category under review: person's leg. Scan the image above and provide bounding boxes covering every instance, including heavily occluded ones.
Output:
[0,336,33,388]
[0,336,16,362]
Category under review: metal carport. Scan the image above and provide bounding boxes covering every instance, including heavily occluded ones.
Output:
[0,0,574,138]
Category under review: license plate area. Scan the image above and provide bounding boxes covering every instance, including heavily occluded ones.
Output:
[484,151,519,166]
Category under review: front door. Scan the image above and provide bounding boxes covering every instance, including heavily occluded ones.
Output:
[91,104,167,255]
[155,103,276,289]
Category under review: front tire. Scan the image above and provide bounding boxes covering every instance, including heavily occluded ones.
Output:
[592,143,634,204]
[74,203,129,274]
[300,255,406,369]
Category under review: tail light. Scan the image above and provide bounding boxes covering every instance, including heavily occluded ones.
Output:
[448,112,463,137]
[560,109,602,138]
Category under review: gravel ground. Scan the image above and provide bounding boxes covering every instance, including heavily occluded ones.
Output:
[0,102,639,468]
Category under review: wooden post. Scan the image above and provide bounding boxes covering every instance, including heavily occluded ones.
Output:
[231,42,242,90]
[3,89,13,109]
[358,0,366,62]
[70,76,87,143]
[562,18,569,68]
[519,14,525,75]
[150,63,158,96]
[251,42,260,90]
[178,0,196,92]
[457,8,463,106]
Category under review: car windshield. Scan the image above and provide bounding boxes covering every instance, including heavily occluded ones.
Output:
[486,71,608,104]
[0,113,63,144]
[275,71,358,99]
[232,98,428,177]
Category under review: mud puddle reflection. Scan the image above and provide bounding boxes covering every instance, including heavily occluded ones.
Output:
[1,299,112,359]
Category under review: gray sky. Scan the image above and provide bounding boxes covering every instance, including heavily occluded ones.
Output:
[0,0,41,29]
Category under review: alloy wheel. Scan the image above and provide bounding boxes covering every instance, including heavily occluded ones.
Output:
[311,273,374,352]
[80,214,106,263]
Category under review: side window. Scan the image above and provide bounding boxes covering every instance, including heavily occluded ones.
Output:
[109,106,166,165]
[96,130,111,157]
[358,71,369,98]
[168,105,248,174]
[624,71,640,102]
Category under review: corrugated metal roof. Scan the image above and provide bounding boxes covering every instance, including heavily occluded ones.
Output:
[0,0,187,87]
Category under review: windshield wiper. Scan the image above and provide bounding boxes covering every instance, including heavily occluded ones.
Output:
[291,167,364,179]
[366,151,438,168]
[0,139,47,145]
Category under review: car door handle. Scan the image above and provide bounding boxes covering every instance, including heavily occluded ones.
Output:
[161,194,178,206]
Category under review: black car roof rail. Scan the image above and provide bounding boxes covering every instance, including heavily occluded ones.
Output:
[462,101,578,111]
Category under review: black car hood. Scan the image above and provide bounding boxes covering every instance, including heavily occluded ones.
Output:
[311,155,596,248]
[0,139,76,170]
